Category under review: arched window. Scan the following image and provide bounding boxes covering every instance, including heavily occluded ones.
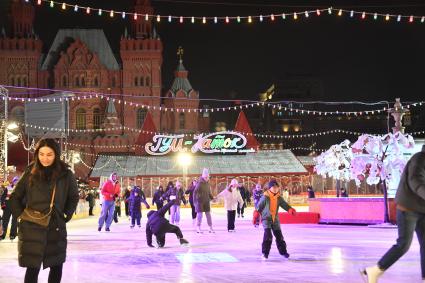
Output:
[145,76,150,86]
[93,107,102,129]
[17,77,21,87]
[136,108,147,128]
[62,76,67,87]
[179,113,185,129]
[11,106,25,124]
[139,77,144,86]
[76,108,86,129]
[10,77,14,86]
[94,77,99,87]
[23,76,27,87]
[75,77,80,87]
[134,77,138,86]
[111,77,116,87]
[81,77,85,87]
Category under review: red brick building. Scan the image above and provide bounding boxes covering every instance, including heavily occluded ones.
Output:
[0,0,208,178]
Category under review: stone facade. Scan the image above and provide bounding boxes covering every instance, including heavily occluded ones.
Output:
[0,0,208,179]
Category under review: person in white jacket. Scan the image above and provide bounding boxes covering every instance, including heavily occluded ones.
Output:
[216,179,244,232]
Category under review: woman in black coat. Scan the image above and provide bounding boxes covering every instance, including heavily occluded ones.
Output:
[10,138,79,283]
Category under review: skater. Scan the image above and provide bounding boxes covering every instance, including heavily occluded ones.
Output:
[113,194,122,223]
[98,172,120,232]
[193,168,215,233]
[127,186,150,228]
[1,176,19,241]
[216,179,244,232]
[361,145,425,283]
[85,189,95,216]
[252,183,264,227]
[9,138,79,283]
[307,185,315,199]
[122,186,131,217]
[152,185,165,210]
[163,180,186,225]
[237,184,249,218]
[255,179,296,260]
[185,179,198,225]
[146,199,189,248]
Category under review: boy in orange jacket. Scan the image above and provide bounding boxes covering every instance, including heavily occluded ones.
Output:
[255,179,296,260]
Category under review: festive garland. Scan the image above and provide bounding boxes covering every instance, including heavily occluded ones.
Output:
[28,1,425,24]
[4,85,424,116]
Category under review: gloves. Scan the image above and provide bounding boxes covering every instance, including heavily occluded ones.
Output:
[146,204,151,209]
[288,208,296,216]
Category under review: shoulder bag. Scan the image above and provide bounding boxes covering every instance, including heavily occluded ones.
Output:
[20,184,56,228]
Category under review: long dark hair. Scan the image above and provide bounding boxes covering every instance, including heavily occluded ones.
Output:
[29,138,68,186]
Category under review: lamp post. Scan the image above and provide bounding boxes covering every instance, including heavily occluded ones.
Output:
[177,152,192,188]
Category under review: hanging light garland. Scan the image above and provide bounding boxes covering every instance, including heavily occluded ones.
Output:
[30,1,425,25]
[4,86,424,116]
[19,120,425,141]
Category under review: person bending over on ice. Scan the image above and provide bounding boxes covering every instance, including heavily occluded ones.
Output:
[255,179,296,260]
[146,199,189,248]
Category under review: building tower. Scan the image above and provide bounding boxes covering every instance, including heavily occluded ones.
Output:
[162,47,199,133]
[120,0,163,131]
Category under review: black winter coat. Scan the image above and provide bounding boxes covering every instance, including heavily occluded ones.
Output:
[146,200,175,245]
[395,145,425,213]
[193,177,213,213]
[10,167,79,269]
[163,187,186,205]
[152,190,164,206]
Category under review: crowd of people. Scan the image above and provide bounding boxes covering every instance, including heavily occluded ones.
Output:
[2,137,424,283]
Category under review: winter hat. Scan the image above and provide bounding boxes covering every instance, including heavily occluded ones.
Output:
[201,168,209,178]
[255,184,262,190]
[268,179,279,188]
[109,172,117,181]
[230,179,239,187]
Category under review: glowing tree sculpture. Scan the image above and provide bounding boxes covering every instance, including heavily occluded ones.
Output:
[350,132,414,222]
[314,139,353,196]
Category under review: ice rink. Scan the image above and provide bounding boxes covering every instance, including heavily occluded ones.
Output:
[0,206,421,283]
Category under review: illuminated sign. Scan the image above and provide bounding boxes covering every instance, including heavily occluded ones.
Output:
[145,131,255,156]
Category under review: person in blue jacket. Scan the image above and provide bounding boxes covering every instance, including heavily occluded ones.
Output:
[127,186,150,228]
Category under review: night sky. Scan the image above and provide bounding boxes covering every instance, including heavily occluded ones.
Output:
[1,0,425,105]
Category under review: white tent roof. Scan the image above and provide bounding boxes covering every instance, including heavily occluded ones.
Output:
[89,150,307,178]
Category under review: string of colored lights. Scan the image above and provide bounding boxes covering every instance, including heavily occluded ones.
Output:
[28,1,425,24]
[4,86,424,116]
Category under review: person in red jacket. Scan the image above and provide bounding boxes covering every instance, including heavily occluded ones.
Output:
[98,172,121,232]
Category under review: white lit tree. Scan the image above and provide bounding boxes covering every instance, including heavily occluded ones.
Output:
[314,139,353,195]
[350,132,414,222]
